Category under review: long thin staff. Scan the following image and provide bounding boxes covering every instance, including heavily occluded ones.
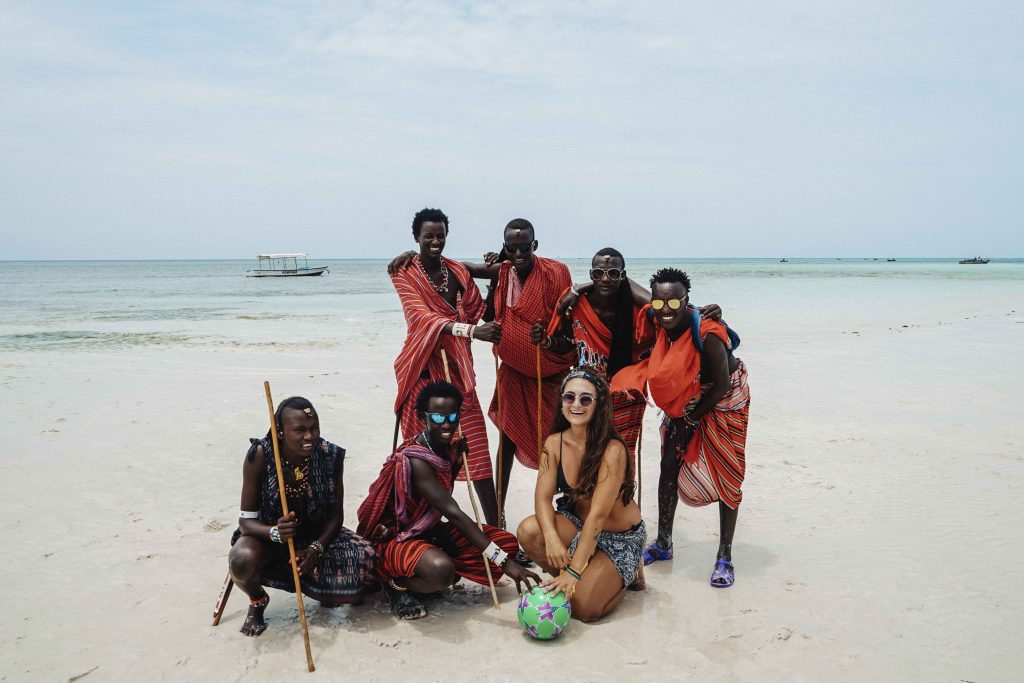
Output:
[211,572,234,626]
[636,420,644,508]
[493,348,504,523]
[535,345,543,465]
[391,410,401,452]
[264,381,315,672]
[440,349,501,610]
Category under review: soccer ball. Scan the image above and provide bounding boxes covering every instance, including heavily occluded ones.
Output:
[517,585,571,640]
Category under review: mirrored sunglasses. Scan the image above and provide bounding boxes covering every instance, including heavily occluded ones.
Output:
[426,411,460,425]
[589,267,624,280]
[650,298,685,311]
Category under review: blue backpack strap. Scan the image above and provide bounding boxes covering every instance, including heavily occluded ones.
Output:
[690,305,741,355]
[687,305,703,352]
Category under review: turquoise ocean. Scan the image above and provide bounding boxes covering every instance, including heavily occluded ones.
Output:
[2,258,1021,353]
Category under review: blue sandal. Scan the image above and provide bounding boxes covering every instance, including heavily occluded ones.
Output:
[710,559,735,588]
[642,541,673,566]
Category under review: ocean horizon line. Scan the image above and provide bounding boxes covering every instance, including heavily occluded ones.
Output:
[2,256,1021,263]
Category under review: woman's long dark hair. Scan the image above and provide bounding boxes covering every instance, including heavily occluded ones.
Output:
[550,369,635,505]
[593,247,635,379]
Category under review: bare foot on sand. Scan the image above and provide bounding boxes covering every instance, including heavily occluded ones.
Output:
[241,593,269,636]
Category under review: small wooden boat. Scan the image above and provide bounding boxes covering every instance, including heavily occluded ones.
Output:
[247,253,329,277]
[958,257,990,265]
[887,258,896,262]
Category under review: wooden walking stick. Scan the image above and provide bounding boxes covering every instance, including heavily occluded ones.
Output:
[212,572,234,626]
[264,381,316,672]
[392,410,401,452]
[439,349,501,610]
[535,344,543,464]
[493,349,504,523]
[636,420,644,509]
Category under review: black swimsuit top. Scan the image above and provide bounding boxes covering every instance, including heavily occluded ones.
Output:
[556,433,574,495]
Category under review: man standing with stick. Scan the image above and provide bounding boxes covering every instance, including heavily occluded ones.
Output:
[389,208,503,525]
[358,381,540,619]
[486,219,574,527]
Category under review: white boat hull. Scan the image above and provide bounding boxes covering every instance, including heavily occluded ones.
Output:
[247,266,329,277]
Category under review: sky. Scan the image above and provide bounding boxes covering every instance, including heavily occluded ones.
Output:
[1,1,1022,259]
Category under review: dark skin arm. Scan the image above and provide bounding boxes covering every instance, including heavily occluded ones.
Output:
[530,320,575,354]
[408,450,541,593]
[555,280,724,320]
[688,334,732,422]
[385,250,501,280]
[237,444,341,576]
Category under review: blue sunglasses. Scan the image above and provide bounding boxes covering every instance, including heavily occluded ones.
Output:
[425,411,460,425]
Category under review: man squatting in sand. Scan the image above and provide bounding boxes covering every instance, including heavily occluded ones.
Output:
[390,218,574,528]
[358,381,541,619]
[387,208,503,526]
[611,268,750,587]
[228,397,377,636]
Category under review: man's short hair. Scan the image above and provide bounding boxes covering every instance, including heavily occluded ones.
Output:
[415,380,463,413]
[412,208,450,239]
[650,267,692,291]
[503,218,534,241]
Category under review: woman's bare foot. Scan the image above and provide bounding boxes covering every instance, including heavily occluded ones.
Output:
[240,593,269,636]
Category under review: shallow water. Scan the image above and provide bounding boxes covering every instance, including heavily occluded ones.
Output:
[1,258,1021,351]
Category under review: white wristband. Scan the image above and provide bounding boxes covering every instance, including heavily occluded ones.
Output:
[240,510,259,519]
[452,322,470,338]
[483,542,508,567]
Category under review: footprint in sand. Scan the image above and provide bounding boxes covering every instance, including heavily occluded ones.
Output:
[204,519,229,532]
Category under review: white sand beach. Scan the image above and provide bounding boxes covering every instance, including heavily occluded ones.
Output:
[2,264,1023,682]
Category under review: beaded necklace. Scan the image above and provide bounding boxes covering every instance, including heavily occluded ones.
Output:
[282,452,310,499]
[417,255,449,294]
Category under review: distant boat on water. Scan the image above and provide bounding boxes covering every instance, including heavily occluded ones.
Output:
[779,258,788,263]
[246,253,329,277]
[958,257,990,265]
[887,258,896,262]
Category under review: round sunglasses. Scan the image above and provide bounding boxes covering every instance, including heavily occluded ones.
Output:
[561,392,594,407]
[650,298,686,311]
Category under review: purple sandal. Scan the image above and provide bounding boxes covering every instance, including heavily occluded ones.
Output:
[642,541,673,566]
[710,558,735,588]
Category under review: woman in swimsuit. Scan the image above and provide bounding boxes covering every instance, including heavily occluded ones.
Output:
[516,368,647,621]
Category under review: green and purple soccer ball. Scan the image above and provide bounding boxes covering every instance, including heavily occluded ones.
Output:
[517,585,571,640]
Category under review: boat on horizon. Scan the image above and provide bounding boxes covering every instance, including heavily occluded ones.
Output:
[958,257,990,265]
[779,258,788,263]
[887,258,896,262]
[246,253,329,277]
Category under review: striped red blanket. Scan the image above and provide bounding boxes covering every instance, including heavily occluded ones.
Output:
[356,440,458,543]
[487,257,574,469]
[391,255,491,479]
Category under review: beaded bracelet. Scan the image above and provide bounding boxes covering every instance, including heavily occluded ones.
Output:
[308,540,325,555]
[269,526,282,543]
[564,566,583,581]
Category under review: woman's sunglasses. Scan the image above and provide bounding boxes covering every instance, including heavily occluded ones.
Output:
[425,411,460,425]
[561,392,594,407]
[651,298,686,311]
[589,267,624,281]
